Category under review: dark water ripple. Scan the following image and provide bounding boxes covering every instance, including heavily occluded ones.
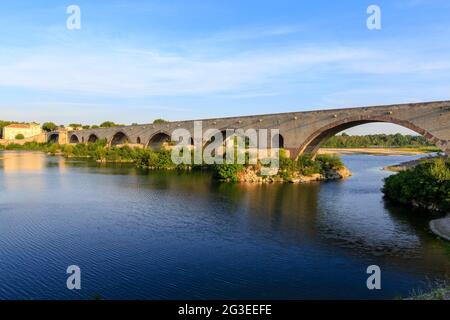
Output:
[0,151,448,300]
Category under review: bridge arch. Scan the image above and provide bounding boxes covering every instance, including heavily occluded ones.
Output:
[295,115,445,158]
[110,131,129,146]
[148,132,171,150]
[69,134,80,144]
[273,133,284,149]
[88,134,99,143]
[48,133,59,144]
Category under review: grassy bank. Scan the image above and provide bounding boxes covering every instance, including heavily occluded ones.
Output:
[382,158,450,213]
[0,141,348,183]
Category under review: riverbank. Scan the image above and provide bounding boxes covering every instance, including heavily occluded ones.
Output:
[383,155,444,172]
[0,142,351,184]
[382,157,450,241]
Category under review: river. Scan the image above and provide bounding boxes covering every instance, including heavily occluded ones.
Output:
[0,151,448,299]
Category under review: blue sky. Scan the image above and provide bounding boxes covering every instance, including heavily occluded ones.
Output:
[0,0,449,134]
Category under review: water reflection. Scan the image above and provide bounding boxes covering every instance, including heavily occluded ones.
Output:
[0,151,448,299]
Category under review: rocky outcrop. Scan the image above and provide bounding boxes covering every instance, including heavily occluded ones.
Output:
[325,167,352,180]
[236,166,352,184]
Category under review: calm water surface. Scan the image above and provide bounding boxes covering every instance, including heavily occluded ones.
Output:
[0,151,448,299]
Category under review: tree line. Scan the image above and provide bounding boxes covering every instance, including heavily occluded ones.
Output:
[322,133,433,148]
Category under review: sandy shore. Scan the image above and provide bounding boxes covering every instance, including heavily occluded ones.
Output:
[318,148,430,156]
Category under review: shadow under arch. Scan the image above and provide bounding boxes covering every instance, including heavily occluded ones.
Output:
[110,131,129,146]
[69,134,80,144]
[88,134,99,143]
[272,133,284,149]
[295,115,446,158]
[148,132,171,150]
[48,133,59,144]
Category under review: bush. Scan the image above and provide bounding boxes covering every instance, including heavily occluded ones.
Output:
[15,134,25,140]
[154,149,176,169]
[382,158,450,212]
[297,155,322,175]
[315,154,344,170]
[42,122,57,132]
[213,163,244,182]
[134,149,158,168]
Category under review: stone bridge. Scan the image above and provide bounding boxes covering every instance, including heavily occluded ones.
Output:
[48,100,450,158]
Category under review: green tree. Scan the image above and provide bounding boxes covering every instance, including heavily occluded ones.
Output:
[100,121,117,128]
[383,158,450,212]
[42,122,58,132]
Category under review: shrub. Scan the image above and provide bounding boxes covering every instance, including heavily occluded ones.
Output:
[382,158,450,212]
[154,149,176,169]
[42,122,57,132]
[15,134,25,140]
[297,155,322,175]
[213,163,244,182]
[315,154,344,170]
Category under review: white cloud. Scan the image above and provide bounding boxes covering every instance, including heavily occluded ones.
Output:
[0,34,449,99]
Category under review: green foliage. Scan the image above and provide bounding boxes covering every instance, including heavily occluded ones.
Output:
[297,155,323,175]
[277,152,298,179]
[382,158,450,212]
[153,119,169,124]
[42,122,58,132]
[322,133,434,148]
[0,142,347,184]
[213,163,244,182]
[154,149,176,169]
[15,134,25,140]
[315,154,344,170]
[99,121,118,128]
[134,149,159,168]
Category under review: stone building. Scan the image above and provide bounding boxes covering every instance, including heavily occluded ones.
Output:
[2,123,42,140]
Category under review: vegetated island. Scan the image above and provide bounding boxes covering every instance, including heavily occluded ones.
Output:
[0,141,351,183]
[382,156,450,241]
